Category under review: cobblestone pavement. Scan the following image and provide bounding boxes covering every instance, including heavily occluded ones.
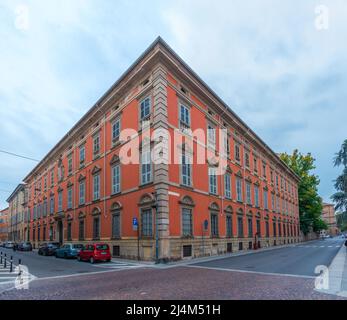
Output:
[0,266,345,300]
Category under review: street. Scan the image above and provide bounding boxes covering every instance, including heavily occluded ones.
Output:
[0,238,346,300]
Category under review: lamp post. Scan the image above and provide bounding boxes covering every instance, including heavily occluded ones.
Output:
[152,192,159,264]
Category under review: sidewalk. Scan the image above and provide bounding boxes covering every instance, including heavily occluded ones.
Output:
[315,243,347,297]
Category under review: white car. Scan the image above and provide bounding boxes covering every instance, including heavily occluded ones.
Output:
[5,241,14,249]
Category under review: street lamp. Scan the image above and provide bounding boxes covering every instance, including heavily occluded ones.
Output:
[151,192,159,264]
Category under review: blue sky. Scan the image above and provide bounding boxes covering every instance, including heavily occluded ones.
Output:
[0,0,346,209]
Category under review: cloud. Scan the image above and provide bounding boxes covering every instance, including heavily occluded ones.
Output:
[0,0,346,208]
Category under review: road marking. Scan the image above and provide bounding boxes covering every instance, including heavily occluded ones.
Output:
[186,264,315,279]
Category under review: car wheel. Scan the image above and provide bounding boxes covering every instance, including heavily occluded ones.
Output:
[90,257,95,264]
[64,253,68,259]
[106,259,111,263]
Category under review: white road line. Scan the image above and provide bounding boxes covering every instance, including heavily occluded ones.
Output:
[186,264,315,279]
[320,246,325,248]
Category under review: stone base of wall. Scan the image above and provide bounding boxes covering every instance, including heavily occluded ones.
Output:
[31,236,301,261]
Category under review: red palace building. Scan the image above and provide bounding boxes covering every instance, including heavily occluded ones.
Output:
[22,37,301,261]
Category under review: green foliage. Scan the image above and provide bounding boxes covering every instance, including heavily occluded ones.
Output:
[336,212,347,231]
[331,139,347,214]
[280,150,323,234]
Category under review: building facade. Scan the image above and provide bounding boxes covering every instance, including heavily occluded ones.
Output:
[6,184,28,242]
[21,37,300,260]
[0,207,9,242]
[322,203,339,236]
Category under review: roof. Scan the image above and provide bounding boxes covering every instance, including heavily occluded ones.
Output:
[22,36,300,183]
[6,183,25,203]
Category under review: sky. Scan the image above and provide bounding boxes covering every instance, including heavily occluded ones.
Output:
[0,0,346,209]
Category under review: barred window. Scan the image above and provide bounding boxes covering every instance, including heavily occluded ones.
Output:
[248,218,253,237]
[238,217,244,237]
[112,211,121,238]
[141,209,152,237]
[226,215,232,238]
[182,208,192,236]
[93,217,100,240]
[211,213,218,237]
[79,220,85,240]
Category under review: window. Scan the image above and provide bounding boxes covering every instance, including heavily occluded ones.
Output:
[246,182,252,205]
[211,212,218,237]
[271,193,275,211]
[245,152,250,168]
[263,189,268,210]
[141,208,152,237]
[93,174,100,200]
[254,186,259,207]
[48,196,53,215]
[112,118,121,142]
[93,134,100,156]
[43,199,47,217]
[235,144,240,162]
[79,145,85,164]
[44,176,47,191]
[67,222,72,241]
[276,175,279,187]
[79,220,85,240]
[180,104,190,128]
[273,222,277,237]
[256,219,261,236]
[43,226,46,241]
[58,190,63,212]
[93,217,100,240]
[248,218,253,237]
[112,211,121,238]
[112,164,121,194]
[209,167,217,195]
[37,227,40,242]
[254,157,258,173]
[181,152,192,186]
[262,163,266,178]
[67,187,73,209]
[226,215,232,238]
[49,226,53,241]
[79,181,85,205]
[224,133,230,157]
[236,178,243,202]
[224,174,231,199]
[265,221,270,237]
[50,169,54,186]
[238,217,244,237]
[68,155,73,175]
[140,97,151,121]
[182,208,192,236]
[278,223,282,237]
[183,245,192,257]
[270,170,274,183]
[141,148,152,185]
[207,124,216,149]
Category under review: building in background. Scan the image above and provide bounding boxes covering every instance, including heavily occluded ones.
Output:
[6,184,28,242]
[0,207,9,242]
[19,37,300,260]
[322,203,339,236]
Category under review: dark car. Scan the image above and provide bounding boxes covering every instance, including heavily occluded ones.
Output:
[38,242,60,256]
[18,242,33,252]
[55,243,84,259]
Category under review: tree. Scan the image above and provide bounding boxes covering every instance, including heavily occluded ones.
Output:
[280,150,325,234]
[331,139,347,214]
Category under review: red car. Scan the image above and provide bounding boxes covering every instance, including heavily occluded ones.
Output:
[77,243,111,263]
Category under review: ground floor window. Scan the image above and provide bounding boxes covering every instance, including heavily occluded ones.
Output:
[226,215,232,238]
[256,219,261,237]
[79,219,85,240]
[43,226,46,241]
[141,208,153,237]
[93,217,100,240]
[182,208,193,237]
[238,217,243,237]
[33,229,36,242]
[112,211,121,238]
[183,245,192,257]
[49,226,53,241]
[37,227,40,241]
[248,218,253,237]
[210,212,218,237]
[273,222,276,237]
[67,222,72,241]
[265,221,270,238]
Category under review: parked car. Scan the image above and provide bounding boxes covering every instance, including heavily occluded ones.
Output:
[38,242,60,256]
[5,241,14,249]
[55,243,84,259]
[18,242,33,252]
[77,243,111,264]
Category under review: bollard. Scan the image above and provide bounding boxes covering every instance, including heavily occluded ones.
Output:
[10,256,13,273]
[0,252,2,264]
[4,256,6,269]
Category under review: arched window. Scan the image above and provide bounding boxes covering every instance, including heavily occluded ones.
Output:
[180,196,195,237]
[209,202,220,237]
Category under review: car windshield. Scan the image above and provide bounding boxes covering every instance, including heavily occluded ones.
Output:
[73,244,83,249]
[96,244,109,250]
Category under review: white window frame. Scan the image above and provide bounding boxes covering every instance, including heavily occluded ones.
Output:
[112,164,121,194]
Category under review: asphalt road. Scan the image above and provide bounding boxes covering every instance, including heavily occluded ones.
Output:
[0,247,144,279]
[191,238,345,276]
[0,237,345,300]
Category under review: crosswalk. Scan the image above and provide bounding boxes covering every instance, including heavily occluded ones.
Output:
[91,261,147,270]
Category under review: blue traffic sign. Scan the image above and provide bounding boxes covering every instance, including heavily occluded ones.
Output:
[133,218,138,226]
[204,219,208,230]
